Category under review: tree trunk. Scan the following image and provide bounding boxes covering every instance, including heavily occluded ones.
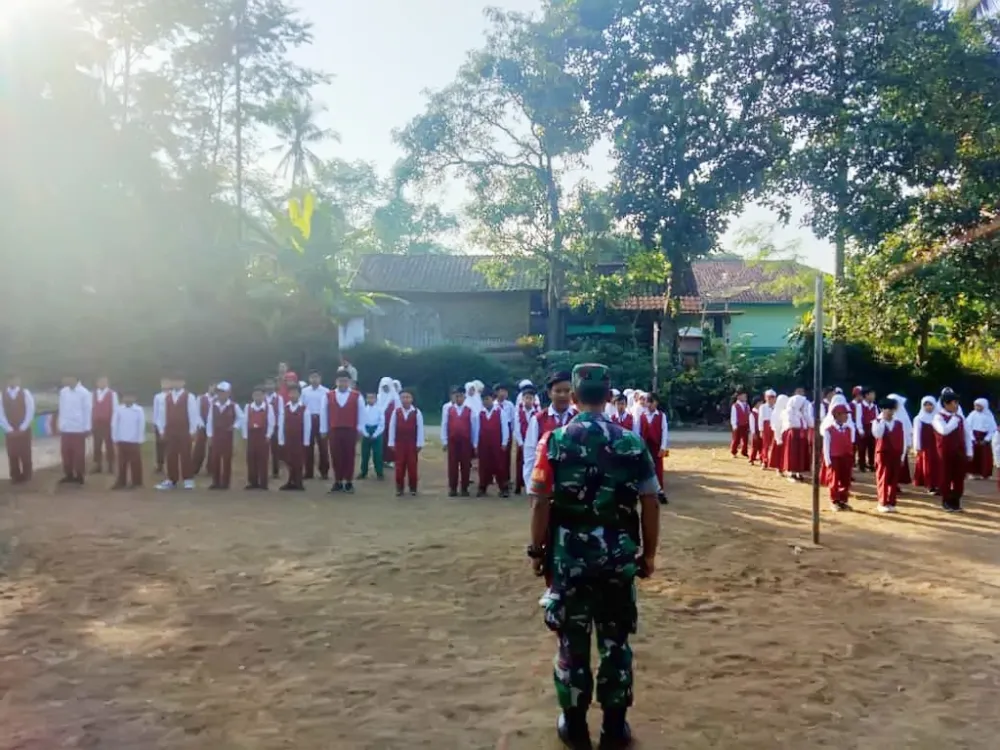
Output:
[829,0,849,381]
[916,316,930,367]
[542,155,564,350]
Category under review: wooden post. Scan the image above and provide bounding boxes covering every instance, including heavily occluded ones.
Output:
[811,276,824,545]
[651,320,660,393]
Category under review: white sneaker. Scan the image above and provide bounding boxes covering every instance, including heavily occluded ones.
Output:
[886,505,898,513]
[182,479,195,490]
[877,504,891,514]
[155,480,175,491]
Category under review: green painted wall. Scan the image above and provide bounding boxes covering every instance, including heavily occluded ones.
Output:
[727,304,805,350]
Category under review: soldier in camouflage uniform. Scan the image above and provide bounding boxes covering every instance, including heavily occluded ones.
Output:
[528,364,662,749]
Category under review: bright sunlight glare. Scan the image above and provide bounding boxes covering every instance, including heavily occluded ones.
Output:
[0,0,59,35]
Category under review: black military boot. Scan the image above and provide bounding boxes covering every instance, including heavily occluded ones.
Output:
[557,708,591,748]
[598,708,631,749]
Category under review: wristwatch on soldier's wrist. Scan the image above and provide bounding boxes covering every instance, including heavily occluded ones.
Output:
[526,544,546,559]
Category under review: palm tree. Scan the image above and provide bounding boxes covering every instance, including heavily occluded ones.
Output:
[268,95,339,188]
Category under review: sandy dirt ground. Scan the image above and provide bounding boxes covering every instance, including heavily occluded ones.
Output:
[1,441,999,749]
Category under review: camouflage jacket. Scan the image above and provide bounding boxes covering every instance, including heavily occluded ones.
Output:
[531,411,659,579]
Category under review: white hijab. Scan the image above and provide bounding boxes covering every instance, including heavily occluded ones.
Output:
[465,381,483,414]
[914,396,937,426]
[969,398,997,434]
[630,391,646,421]
[771,395,789,442]
[782,394,807,432]
[887,393,912,448]
[820,394,848,432]
[376,377,400,411]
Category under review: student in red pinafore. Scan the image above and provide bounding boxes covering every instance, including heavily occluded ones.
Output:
[155,376,201,491]
[610,393,636,432]
[473,388,510,498]
[871,398,905,513]
[441,386,474,497]
[90,376,118,474]
[854,387,878,472]
[206,382,243,490]
[639,393,669,505]
[821,403,854,511]
[244,386,276,490]
[729,388,751,459]
[192,383,216,476]
[325,367,365,493]
[912,396,940,494]
[278,383,310,491]
[749,396,765,466]
[264,378,284,479]
[933,389,973,513]
[0,375,35,483]
[389,389,425,496]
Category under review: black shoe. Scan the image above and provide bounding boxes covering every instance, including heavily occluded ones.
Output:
[448,490,458,497]
[344,483,355,493]
[328,482,343,494]
[598,708,631,749]
[476,489,487,498]
[396,489,404,497]
[557,710,592,749]
[500,491,510,498]
[376,474,385,481]
[279,483,293,491]
[514,488,522,495]
[460,490,471,497]
[410,490,418,497]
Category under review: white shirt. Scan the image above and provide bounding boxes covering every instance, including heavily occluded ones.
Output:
[513,404,539,446]
[265,392,284,416]
[0,387,35,433]
[471,405,510,449]
[498,398,516,433]
[730,401,751,430]
[205,399,246,438]
[822,423,852,466]
[871,417,908,465]
[278,401,312,447]
[242,401,276,440]
[112,403,146,444]
[361,402,386,439]
[57,383,92,434]
[301,384,329,418]
[440,402,471,446]
[522,406,575,489]
[94,387,119,417]
[152,391,167,434]
[154,389,201,435]
[388,406,425,448]
[966,409,996,440]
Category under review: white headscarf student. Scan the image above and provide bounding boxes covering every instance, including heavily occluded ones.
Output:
[605,388,621,418]
[376,377,400,413]
[887,393,912,451]
[630,391,647,423]
[821,393,853,436]
[967,397,997,479]
[770,395,790,446]
[465,381,484,415]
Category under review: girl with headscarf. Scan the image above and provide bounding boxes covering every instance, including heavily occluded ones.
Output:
[887,393,913,486]
[821,401,854,511]
[630,391,647,424]
[782,394,810,481]
[759,390,777,469]
[966,397,997,479]
[465,382,483,415]
[912,396,940,493]
[769,394,789,474]
[377,377,401,467]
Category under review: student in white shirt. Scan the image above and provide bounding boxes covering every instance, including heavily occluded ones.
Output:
[358,391,386,480]
[301,370,331,480]
[277,383,311,491]
[57,376,92,485]
[111,391,146,489]
[0,375,35,483]
[388,389,425,496]
[154,376,201,491]
[244,385,276,490]
[151,378,170,474]
[206,382,243,490]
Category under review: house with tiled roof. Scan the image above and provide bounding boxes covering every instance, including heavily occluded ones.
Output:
[350,253,812,353]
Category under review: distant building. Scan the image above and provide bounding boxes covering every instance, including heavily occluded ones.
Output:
[350,254,813,356]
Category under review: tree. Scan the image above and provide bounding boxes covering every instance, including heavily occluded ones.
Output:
[394,8,597,349]
[265,94,338,188]
[550,0,792,353]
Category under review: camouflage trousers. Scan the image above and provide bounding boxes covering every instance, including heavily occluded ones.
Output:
[545,575,637,710]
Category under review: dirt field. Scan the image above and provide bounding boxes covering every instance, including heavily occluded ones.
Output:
[1,442,999,749]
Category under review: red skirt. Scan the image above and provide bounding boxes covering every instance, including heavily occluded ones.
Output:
[899,455,912,484]
[913,448,939,488]
[970,431,993,478]
[783,429,809,473]
[770,435,785,472]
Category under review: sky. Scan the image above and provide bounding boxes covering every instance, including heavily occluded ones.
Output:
[288,0,834,273]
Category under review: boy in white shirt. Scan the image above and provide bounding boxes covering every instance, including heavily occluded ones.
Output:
[1,375,35,483]
[358,391,386,480]
[57,376,92,485]
[111,391,146,489]
[243,386,276,490]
